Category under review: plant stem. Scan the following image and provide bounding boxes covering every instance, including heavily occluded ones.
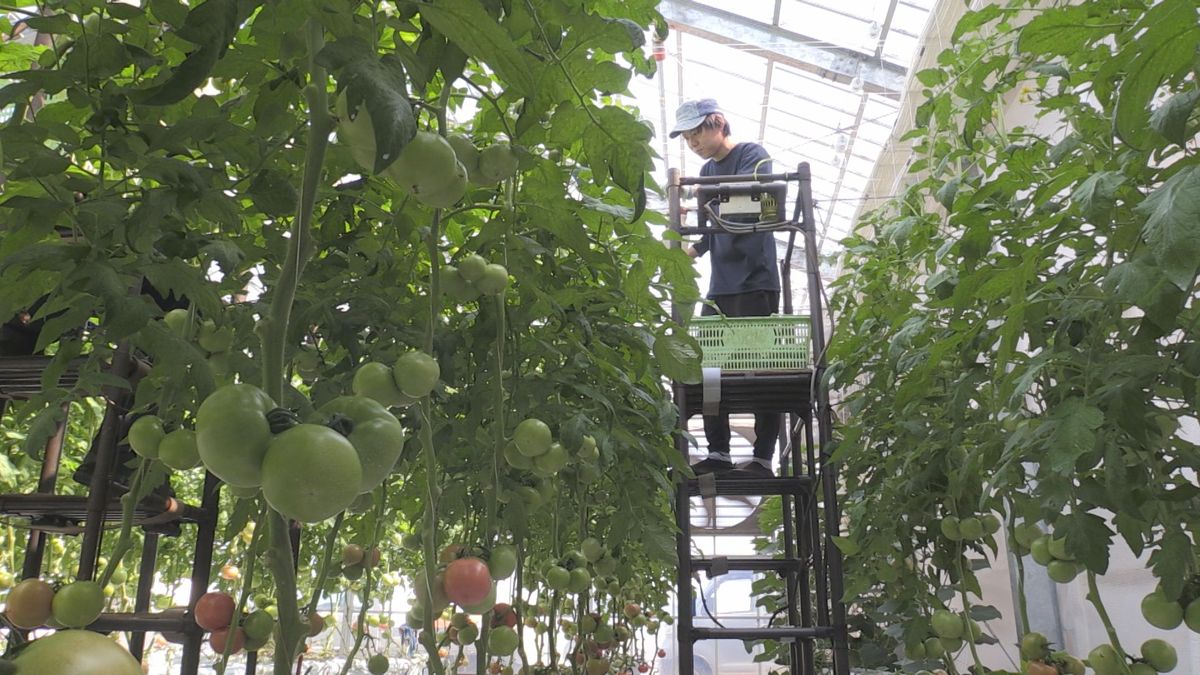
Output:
[257,16,330,675]
[337,492,387,675]
[306,512,345,617]
[218,501,268,675]
[1086,570,1134,675]
[97,459,148,587]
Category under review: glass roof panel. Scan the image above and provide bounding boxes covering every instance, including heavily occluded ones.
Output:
[632,0,935,266]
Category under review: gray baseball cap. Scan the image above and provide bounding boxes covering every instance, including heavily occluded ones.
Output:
[669,99,720,138]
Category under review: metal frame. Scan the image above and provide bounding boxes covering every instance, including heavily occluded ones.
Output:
[668,163,849,675]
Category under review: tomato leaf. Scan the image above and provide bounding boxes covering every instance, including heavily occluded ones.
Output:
[416,0,535,96]
[1134,164,1200,290]
[1112,0,1199,149]
[319,38,417,175]
[1043,397,1103,474]
[1148,529,1190,599]
[1070,171,1123,221]
[652,331,701,386]
[1060,511,1113,574]
[1150,88,1200,147]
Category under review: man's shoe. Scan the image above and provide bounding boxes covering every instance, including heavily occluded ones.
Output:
[725,461,774,479]
[690,457,735,476]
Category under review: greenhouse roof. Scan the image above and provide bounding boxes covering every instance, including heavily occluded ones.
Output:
[628,0,935,262]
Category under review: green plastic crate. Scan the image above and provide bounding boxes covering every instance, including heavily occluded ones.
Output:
[687,315,812,371]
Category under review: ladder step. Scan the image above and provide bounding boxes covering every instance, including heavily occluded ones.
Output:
[691,556,804,573]
[686,476,812,497]
[691,626,837,641]
[680,371,813,416]
[91,610,192,634]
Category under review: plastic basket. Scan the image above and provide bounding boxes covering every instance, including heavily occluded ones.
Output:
[687,315,812,371]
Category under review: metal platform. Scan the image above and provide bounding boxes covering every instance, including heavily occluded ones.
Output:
[0,493,205,534]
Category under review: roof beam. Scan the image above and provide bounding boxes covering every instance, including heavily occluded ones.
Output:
[659,0,908,97]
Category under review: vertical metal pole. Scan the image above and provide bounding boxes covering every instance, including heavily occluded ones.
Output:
[793,416,815,674]
[668,167,695,675]
[799,163,849,675]
[128,532,159,661]
[21,408,67,579]
[804,413,828,626]
[181,472,222,675]
[79,342,134,581]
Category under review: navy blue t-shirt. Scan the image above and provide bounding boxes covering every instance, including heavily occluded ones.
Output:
[693,142,781,298]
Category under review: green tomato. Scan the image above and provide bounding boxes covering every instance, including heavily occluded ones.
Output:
[12,630,141,674]
[364,653,388,672]
[567,567,591,593]
[446,134,481,181]
[385,131,458,194]
[1030,536,1054,566]
[260,424,363,523]
[1013,521,1042,548]
[1020,632,1050,661]
[158,429,200,471]
[981,513,1002,535]
[940,516,961,541]
[126,415,165,459]
[1141,589,1183,629]
[593,554,617,576]
[196,383,276,488]
[513,418,552,457]
[581,537,605,563]
[1141,638,1177,672]
[163,308,192,338]
[1185,598,1200,632]
[958,517,983,541]
[477,143,520,183]
[392,351,439,398]
[442,265,481,303]
[533,442,569,475]
[504,441,534,470]
[545,565,570,591]
[1047,535,1073,561]
[319,396,407,493]
[1045,560,1079,584]
[417,160,468,208]
[51,581,105,628]
[930,609,963,640]
[923,636,945,658]
[457,254,488,283]
[242,609,275,641]
[1088,645,1124,675]
[489,625,518,656]
[488,544,518,580]
[475,263,509,296]
[353,362,413,408]
[197,320,235,353]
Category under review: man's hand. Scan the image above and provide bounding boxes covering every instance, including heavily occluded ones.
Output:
[686,245,699,259]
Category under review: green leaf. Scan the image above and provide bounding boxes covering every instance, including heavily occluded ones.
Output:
[831,536,860,556]
[417,0,536,96]
[1070,171,1123,220]
[319,39,417,175]
[248,169,298,217]
[915,68,946,87]
[1113,0,1199,149]
[21,402,67,459]
[1148,529,1190,599]
[1134,164,1200,290]
[1044,397,1103,473]
[1059,511,1112,574]
[1149,88,1200,147]
[652,330,701,385]
[952,4,1004,42]
[935,177,960,210]
[1016,6,1110,57]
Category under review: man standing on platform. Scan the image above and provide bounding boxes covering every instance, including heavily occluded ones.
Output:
[671,98,782,478]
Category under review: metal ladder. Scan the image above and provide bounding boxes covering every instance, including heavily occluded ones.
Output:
[667,163,850,675]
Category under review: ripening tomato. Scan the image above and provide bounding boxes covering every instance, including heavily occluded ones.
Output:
[194,592,235,632]
[5,578,54,628]
[210,627,246,654]
[444,557,493,607]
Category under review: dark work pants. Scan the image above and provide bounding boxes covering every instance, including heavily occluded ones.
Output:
[701,290,782,460]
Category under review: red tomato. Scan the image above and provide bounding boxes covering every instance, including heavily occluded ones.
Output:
[210,627,245,654]
[491,603,519,628]
[443,557,493,607]
[194,592,235,632]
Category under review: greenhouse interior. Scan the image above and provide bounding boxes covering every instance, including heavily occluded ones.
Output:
[0,0,1197,674]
